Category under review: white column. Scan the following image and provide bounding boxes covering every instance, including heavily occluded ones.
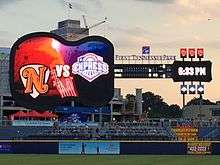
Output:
[110,103,113,122]
[0,96,3,126]
[91,114,95,122]
[135,88,143,115]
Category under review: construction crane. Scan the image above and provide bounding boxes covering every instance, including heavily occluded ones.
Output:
[82,15,88,29]
[82,15,107,32]
[67,16,107,41]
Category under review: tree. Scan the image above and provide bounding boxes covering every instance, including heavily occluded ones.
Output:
[124,91,183,118]
[169,104,182,118]
[142,92,165,118]
[186,97,216,106]
[142,92,182,118]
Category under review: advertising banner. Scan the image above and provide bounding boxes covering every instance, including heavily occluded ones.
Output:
[0,143,12,153]
[12,120,54,126]
[59,141,120,154]
[187,142,211,155]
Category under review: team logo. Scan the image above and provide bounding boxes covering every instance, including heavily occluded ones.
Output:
[72,53,109,82]
[20,65,50,98]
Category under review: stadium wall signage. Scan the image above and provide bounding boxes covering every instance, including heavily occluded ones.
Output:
[187,142,211,155]
[10,32,114,110]
[1,141,220,154]
[115,54,176,61]
[59,142,120,154]
[11,120,55,127]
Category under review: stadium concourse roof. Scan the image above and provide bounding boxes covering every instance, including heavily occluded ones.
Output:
[10,110,58,118]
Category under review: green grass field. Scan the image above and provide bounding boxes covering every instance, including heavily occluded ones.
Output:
[0,155,220,165]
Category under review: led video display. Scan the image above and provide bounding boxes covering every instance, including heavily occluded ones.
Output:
[10,32,114,110]
[172,61,212,82]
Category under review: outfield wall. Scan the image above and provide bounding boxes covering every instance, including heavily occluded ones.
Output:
[0,141,220,155]
[120,142,187,155]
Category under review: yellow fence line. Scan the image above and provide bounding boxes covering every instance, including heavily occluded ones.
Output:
[1,140,220,143]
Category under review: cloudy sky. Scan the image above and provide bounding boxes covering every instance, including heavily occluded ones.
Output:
[1,0,220,106]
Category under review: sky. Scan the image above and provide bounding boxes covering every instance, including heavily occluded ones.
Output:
[0,0,220,106]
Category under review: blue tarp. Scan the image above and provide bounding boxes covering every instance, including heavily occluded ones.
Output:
[55,106,111,114]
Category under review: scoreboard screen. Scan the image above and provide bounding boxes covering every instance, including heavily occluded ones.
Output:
[172,61,212,82]
[114,64,172,79]
[114,61,212,83]
[10,32,114,110]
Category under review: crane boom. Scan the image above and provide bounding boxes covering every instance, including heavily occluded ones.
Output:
[67,17,107,39]
[82,15,88,28]
[88,20,106,29]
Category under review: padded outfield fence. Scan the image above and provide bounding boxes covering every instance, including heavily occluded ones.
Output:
[1,140,220,155]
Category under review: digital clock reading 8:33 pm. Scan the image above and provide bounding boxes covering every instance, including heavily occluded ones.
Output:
[171,61,212,82]
[178,66,206,76]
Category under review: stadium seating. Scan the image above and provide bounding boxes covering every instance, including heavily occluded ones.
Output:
[0,126,52,140]
[198,127,220,140]
[1,119,220,141]
[24,121,173,140]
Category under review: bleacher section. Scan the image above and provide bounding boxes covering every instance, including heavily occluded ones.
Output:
[199,127,220,140]
[0,122,173,140]
[0,126,52,140]
[1,119,220,141]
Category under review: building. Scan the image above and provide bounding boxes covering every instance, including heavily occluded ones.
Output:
[109,88,144,122]
[55,88,143,123]
[109,88,126,121]
[0,47,23,125]
[50,19,145,122]
[0,19,145,125]
[183,104,220,121]
[0,47,10,97]
[50,19,89,41]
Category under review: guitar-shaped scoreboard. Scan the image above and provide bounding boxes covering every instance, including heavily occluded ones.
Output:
[10,32,114,110]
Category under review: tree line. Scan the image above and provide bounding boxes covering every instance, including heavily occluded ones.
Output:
[125,92,216,118]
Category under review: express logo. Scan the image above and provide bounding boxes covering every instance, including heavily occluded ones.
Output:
[72,53,109,82]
